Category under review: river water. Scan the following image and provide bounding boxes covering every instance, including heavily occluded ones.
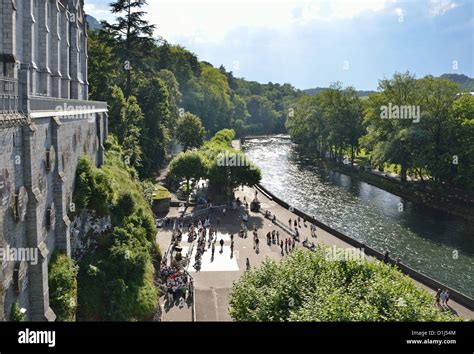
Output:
[243,136,474,297]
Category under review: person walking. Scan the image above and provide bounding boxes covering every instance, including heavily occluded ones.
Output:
[440,290,448,307]
[255,237,260,253]
[223,207,226,216]
[246,258,251,270]
[435,289,442,306]
[230,240,234,257]
[276,231,280,244]
[220,239,224,253]
[211,242,215,259]
[445,290,450,306]
[288,218,292,229]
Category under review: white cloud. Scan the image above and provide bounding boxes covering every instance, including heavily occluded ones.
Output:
[429,0,460,16]
[140,0,398,43]
[293,0,398,24]
[84,3,114,20]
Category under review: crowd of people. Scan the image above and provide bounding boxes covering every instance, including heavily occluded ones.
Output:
[159,187,461,319]
[160,263,191,306]
[184,216,219,270]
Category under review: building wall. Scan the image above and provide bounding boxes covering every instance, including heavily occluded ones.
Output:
[0,0,108,321]
[0,0,88,100]
[0,112,107,321]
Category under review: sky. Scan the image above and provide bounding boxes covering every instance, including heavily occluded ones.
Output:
[84,0,474,91]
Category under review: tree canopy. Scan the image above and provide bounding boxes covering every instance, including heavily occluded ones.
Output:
[229,249,458,322]
[175,112,206,151]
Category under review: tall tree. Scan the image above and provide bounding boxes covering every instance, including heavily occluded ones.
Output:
[87,30,121,102]
[363,72,419,182]
[103,0,156,97]
[137,77,171,176]
[157,69,182,135]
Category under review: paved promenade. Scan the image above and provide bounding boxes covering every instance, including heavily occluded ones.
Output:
[157,185,473,321]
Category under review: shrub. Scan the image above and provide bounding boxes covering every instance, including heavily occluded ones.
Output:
[48,252,78,322]
[113,192,136,223]
[10,303,25,322]
[76,138,160,321]
[229,249,459,322]
[75,156,114,215]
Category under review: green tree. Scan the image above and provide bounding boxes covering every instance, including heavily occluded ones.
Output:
[74,157,114,215]
[183,64,233,134]
[87,30,121,102]
[229,249,458,322]
[137,77,171,176]
[450,94,474,188]
[157,69,182,135]
[246,95,278,134]
[362,72,419,182]
[103,0,156,97]
[176,112,206,151]
[168,151,207,203]
[10,303,25,322]
[200,129,261,199]
[414,77,460,183]
[48,252,78,322]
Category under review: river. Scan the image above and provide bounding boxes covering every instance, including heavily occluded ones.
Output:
[243,136,474,297]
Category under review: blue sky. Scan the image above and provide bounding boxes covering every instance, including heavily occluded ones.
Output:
[85,0,474,91]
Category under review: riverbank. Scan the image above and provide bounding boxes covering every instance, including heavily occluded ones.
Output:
[255,183,474,313]
[323,158,474,223]
[240,136,474,222]
[237,138,474,307]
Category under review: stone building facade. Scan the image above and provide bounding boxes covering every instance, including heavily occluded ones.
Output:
[0,0,108,321]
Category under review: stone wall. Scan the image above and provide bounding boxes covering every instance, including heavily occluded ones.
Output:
[0,112,107,321]
[0,0,106,321]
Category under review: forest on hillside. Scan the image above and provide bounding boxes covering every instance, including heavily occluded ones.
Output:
[87,1,300,178]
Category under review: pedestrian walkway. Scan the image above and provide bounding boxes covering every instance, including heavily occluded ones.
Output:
[156,186,473,321]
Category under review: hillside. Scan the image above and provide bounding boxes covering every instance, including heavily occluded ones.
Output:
[86,15,102,31]
[440,73,474,91]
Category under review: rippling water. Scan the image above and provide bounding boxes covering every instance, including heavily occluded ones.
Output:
[243,136,474,297]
